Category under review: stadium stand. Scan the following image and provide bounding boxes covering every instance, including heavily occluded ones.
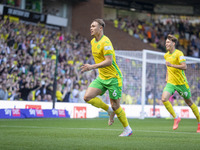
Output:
[112,16,200,58]
[0,0,200,106]
[0,17,200,105]
[0,18,94,102]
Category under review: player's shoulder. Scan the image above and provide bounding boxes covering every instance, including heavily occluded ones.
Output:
[164,51,170,58]
[91,38,95,44]
[175,49,186,61]
[164,51,169,55]
[175,49,184,55]
[102,35,112,44]
[103,35,110,40]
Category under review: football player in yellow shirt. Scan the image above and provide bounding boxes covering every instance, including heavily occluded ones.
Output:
[162,34,200,133]
[81,19,132,136]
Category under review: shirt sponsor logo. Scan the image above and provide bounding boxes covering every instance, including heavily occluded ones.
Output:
[92,52,98,55]
[74,106,87,118]
[104,46,112,50]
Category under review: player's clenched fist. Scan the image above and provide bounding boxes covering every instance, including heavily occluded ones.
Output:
[81,64,92,72]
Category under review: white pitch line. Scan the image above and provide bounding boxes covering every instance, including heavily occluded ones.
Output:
[0,125,198,135]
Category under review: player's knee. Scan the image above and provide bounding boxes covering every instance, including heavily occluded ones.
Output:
[111,103,120,111]
[185,99,193,106]
[161,96,168,102]
[84,94,90,102]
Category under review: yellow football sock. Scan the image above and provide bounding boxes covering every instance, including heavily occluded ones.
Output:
[190,103,200,122]
[115,106,129,127]
[87,97,109,111]
[163,101,176,118]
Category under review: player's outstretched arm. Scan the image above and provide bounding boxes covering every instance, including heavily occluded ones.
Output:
[81,55,112,72]
[166,62,187,70]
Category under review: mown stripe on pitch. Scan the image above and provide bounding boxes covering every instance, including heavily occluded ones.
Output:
[0,125,198,135]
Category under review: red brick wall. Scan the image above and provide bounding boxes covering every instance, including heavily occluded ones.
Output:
[104,21,157,51]
[72,0,104,41]
[72,0,157,51]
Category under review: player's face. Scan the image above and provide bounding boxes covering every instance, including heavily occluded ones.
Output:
[165,39,174,51]
[90,21,101,36]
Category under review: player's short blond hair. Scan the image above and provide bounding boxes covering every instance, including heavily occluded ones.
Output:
[93,18,105,28]
[167,34,178,43]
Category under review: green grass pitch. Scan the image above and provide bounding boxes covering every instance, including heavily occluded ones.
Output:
[0,118,200,150]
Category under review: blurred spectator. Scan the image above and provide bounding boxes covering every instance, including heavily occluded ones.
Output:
[192,46,199,58]
[71,83,80,103]
[56,84,68,102]
[18,80,40,100]
[0,83,8,100]
[78,84,86,103]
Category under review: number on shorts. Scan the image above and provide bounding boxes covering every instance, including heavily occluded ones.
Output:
[112,90,117,97]
[184,92,188,97]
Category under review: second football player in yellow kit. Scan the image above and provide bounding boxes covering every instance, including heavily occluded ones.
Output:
[162,34,200,133]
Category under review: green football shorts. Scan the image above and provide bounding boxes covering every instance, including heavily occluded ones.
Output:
[89,76,122,100]
[163,83,191,99]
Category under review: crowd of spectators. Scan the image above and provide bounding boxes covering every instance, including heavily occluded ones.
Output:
[0,18,96,102]
[0,16,200,106]
[113,17,200,58]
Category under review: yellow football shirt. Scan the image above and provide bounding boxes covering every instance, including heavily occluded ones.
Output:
[56,90,63,101]
[91,35,122,83]
[164,49,188,85]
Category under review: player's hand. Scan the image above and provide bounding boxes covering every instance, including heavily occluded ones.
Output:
[166,61,172,67]
[81,64,92,72]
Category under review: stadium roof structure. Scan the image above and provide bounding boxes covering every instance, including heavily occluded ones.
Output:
[104,0,200,15]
